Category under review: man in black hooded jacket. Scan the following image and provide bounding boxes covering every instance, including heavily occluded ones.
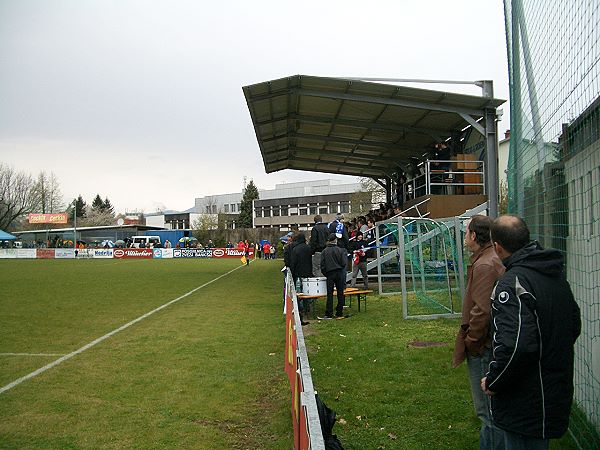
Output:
[481,215,581,450]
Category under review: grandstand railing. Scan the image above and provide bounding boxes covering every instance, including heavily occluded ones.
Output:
[403,159,485,201]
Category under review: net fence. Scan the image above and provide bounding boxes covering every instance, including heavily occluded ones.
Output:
[505,0,600,446]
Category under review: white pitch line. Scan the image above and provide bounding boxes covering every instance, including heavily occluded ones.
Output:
[0,353,66,357]
[0,263,244,395]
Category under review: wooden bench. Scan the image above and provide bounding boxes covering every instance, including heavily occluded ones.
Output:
[297,288,373,317]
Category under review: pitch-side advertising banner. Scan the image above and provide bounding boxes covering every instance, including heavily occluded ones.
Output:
[0,249,17,259]
[28,213,69,224]
[55,249,75,259]
[113,248,153,259]
[93,249,113,259]
[16,249,36,258]
[36,249,55,259]
[172,248,255,258]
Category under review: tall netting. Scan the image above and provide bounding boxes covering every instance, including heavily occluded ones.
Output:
[504,0,600,446]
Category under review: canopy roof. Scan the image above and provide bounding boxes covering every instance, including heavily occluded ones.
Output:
[243,75,505,180]
[0,229,17,240]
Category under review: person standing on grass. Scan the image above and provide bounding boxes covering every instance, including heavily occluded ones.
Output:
[452,215,505,450]
[290,233,313,325]
[243,239,250,266]
[481,215,581,450]
[309,214,330,277]
[320,233,348,320]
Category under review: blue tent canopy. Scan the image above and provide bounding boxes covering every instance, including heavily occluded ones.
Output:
[0,230,17,240]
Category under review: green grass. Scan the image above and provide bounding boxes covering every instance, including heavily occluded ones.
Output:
[0,260,581,449]
[0,259,292,449]
[305,295,579,450]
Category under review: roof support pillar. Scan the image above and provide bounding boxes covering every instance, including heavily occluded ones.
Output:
[485,106,499,217]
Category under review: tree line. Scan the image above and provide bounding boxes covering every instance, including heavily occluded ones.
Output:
[0,164,115,231]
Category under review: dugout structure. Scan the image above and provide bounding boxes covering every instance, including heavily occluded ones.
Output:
[505,0,600,446]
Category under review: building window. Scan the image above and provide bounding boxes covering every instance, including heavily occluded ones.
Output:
[289,207,298,216]
[224,204,229,213]
[299,207,308,215]
[340,201,350,213]
[254,207,261,218]
[318,206,328,215]
[309,206,317,215]
[281,206,289,216]
[272,206,280,217]
[211,205,217,214]
[230,203,236,213]
[205,206,211,213]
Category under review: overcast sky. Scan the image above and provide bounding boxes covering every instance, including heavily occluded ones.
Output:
[0,0,509,214]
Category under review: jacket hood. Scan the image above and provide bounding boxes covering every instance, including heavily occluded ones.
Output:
[503,241,564,275]
[295,233,306,244]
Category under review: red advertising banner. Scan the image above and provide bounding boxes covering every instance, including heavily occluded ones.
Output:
[113,248,153,259]
[36,249,56,259]
[28,213,69,224]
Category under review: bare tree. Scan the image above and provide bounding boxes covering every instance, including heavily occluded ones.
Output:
[0,164,40,230]
[33,171,64,213]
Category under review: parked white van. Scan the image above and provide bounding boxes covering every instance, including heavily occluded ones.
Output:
[130,236,161,248]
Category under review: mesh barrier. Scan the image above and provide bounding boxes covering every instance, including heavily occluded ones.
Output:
[402,218,461,318]
[505,0,600,446]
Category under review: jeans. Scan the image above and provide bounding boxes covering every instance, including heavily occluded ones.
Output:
[350,261,368,289]
[312,252,323,277]
[467,349,505,450]
[325,269,345,317]
[503,430,549,450]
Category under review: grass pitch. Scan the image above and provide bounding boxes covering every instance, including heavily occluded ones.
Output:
[0,259,579,449]
[0,259,292,449]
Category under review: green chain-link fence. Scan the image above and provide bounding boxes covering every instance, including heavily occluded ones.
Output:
[505,0,600,446]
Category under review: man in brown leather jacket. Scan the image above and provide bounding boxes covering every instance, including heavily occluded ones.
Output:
[452,215,505,450]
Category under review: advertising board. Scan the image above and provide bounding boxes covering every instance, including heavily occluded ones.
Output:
[28,213,68,224]
[36,249,56,259]
[93,249,114,259]
[113,248,153,259]
[55,249,75,259]
[173,248,213,258]
[173,248,255,258]
[0,249,17,259]
[16,249,36,258]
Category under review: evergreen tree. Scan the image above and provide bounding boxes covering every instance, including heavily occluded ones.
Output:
[70,195,86,221]
[237,179,259,228]
[91,194,104,213]
[103,197,114,215]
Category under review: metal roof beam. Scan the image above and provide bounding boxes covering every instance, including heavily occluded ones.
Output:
[292,114,447,140]
[290,132,428,154]
[291,146,408,165]
[299,89,486,117]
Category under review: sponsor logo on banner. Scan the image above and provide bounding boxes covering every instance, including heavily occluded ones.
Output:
[153,249,162,259]
[16,249,37,258]
[0,249,17,259]
[36,249,56,259]
[93,249,114,259]
[28,213,68,224]
[212,248,225,257]
[160,248,173,259]
[113,248,153,259]
[76,249,93,258]
[55,249,75,259]
[174,248,213,258]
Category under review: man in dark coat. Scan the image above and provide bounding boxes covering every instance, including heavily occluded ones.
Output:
[290,233,313,325]
[320,233,348,319]
[309,215,330,277]
[481,215,581,449]
[290,233,313,285]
